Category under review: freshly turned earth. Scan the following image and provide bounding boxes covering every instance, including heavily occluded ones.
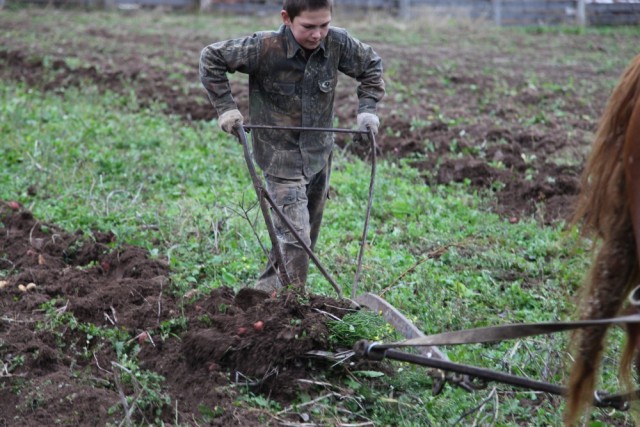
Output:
[0,204,361,425]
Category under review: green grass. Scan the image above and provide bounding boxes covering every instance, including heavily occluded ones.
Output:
[2,9,639,425]
[1,78,631,426]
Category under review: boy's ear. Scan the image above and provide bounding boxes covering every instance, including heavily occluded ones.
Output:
[281,10,292,26]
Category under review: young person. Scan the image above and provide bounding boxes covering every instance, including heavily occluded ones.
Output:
[200,0,385,292]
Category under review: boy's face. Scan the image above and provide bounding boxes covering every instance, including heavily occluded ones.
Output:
[281,8,331,51]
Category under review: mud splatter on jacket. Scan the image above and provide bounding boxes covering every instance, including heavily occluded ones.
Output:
[200,24,385,179]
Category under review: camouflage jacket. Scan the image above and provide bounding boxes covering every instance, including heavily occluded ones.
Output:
[200,24,385,179]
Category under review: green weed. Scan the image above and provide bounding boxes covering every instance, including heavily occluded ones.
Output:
[327,310,397,348]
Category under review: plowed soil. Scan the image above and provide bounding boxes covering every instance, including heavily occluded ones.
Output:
[0,204,364,425]
[1,11,619,225]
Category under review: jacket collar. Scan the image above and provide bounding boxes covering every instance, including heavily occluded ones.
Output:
[282,24,328,59]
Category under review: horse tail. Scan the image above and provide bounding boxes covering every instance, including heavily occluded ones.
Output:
[564,230,636,425]
[565,54,640,426]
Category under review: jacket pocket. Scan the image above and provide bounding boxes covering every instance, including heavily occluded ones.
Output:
[271,82,296,96]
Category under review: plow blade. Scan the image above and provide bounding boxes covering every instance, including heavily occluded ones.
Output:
[355,292,488,393]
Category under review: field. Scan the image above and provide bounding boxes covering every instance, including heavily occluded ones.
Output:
[2,7,640,426]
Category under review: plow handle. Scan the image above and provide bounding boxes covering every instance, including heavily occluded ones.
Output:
[235,125,292,288]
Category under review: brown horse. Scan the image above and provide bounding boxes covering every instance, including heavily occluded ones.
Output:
[565,53,640,425]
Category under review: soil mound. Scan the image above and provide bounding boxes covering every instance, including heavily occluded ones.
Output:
[0,202,358,426]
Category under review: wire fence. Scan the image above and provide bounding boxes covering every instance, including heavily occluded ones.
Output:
[5,0,640,26]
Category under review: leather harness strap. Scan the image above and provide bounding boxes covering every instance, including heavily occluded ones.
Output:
[374,313,640,349]
[354,306,640,409]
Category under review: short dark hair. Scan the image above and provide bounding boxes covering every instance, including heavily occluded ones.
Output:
[282,0,333,21]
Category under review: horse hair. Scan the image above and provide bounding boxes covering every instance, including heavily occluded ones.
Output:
[565,53,640,426]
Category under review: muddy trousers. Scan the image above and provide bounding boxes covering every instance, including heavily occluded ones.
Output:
[255,158,331,291]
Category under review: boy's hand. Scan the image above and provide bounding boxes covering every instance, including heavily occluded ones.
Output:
[219,109,244,134]
[357,112,380,135]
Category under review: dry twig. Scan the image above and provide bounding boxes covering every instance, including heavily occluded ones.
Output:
[453,386,498,426]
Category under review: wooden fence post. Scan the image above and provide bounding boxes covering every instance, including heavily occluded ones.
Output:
[492,0,502,26]
[398,0,409,19]
[576,0,586,26]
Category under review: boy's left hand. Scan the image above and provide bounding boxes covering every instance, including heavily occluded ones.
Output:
[357,113,380,135]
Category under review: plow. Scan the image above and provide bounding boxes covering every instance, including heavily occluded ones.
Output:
[234,124,640,413]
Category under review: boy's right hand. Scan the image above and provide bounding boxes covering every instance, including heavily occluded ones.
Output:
[357,113,380,135]
[218,109,244,134]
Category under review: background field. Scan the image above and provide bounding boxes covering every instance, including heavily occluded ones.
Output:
[2,7,640,426]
